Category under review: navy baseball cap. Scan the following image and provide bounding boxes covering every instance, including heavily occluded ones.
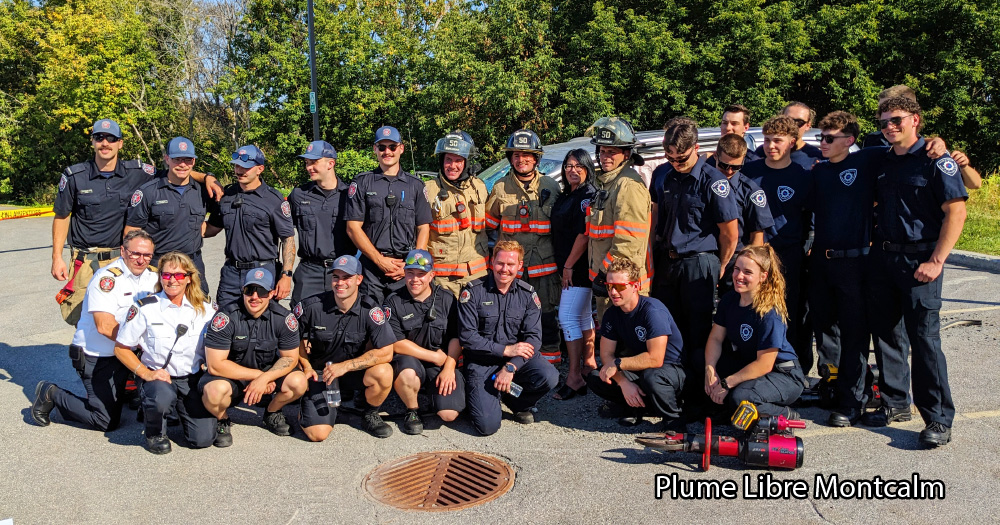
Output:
[299,140,338,160]
[243,267,275,290]
[167,137,197,159]
[231,145,267,168]
[92,119,122,138]
[403,249,434,272]
[374,126,402,144]
[331,255,363,276]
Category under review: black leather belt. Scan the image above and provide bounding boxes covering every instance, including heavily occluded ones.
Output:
[302,257,337,267]
[881,241,936,254]
[667,250,711,260]
[226,259,276,269]
[380,251,408,259]
[76,248,121,261]
[823,247,870,259]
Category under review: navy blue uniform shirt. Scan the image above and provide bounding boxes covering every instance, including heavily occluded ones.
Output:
[54,158,155,249]
[287,180,355,260]
[207,182,295,262]
[810,148,886,250]
[742,160,813,249]
[755,143,823,171]
[728,173,774,251]
[653,156,739,254]
[714,291,798,366]
[126,172,207,257]
[344,169,433,257]
[457,275,541,370]
[875,137,969,244]
[861,131,889,149]
[294,293,397,369]
[551,183,596,288]
[204,301,300,370]
[600,296,684,364]
[384,285,458,351]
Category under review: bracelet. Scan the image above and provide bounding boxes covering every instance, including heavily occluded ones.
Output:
[133,363,143,375]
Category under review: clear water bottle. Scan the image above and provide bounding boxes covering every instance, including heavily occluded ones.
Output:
[491,373,522,397]
[323,361,341,407]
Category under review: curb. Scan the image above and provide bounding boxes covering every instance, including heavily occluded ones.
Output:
[948,249,1000,273]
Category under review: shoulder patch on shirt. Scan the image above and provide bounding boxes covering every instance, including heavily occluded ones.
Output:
[99,276,115,292]
[370,307,386,325]
[211,311,230,331]
[125,305,138,322]
[740,323,753,342]
[142,163,155,175]
[750,189,767,208]
[58,174,68,192]
[285,313,298,331]
[280,200,291,218]
[839,169,857,187]
[130,190,143,207]
[635,325,647,342]
[459,289,471,303]
[711,179,731,198]
[776,185,795,202]
[937,157,959,177]
[580,198,591,213]
[532,291,541,309]
[293,302,303,318]
[348,181,358,198]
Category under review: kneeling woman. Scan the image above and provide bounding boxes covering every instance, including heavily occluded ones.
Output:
[704,245,804,419]
[115,252,218,454]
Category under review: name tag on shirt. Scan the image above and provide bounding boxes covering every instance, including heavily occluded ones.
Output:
[79,189,93,194]
[482,301,493,306]
[235,336,247,340]
[402,313,414,320]
[155,200,169,204]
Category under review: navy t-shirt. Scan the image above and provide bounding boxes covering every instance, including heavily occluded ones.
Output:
[551,183,596,288]
[729,173,774,251]
[810,148,886,250]
[600,296,683,364]
[714,291,798,368]
[741,160,813,249]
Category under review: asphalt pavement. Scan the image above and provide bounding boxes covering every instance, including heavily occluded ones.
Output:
[1,213,999,524]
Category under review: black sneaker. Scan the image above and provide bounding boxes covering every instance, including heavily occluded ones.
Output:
[597,401,624,419]
[263,411,291,436]
[513,410,535,424]
[214,418,233,447]
[30,381,56,426]
[827,407,863,427]
[362,409,392,438]
[919,422,952,447]
[861,405,912,427]
[401,409,423,435]
[145,434,171,455]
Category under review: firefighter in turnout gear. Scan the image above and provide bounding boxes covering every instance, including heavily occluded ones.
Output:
[424,131,490,297]
[485,129,562,363]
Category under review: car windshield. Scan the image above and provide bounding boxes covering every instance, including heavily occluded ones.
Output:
[479,159,563,192]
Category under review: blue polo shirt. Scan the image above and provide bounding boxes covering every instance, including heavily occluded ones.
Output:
[714,291,798,367]
[742,160,813,250]
[600,296,684,364]
[875,137,968,244]
[810,148,886,251]
[652,157,739,255]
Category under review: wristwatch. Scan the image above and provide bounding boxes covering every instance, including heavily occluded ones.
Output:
[504,363,517,373]
[614,358,622,369]
[281,270,293,277]
[720,377,730,390]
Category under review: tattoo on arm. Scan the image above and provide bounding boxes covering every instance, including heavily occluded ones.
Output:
[281,237,295,271]
[349,353,377,371]
[272,356,294,372]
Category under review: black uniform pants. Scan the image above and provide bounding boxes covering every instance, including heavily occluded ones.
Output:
[585,362,685,421]
[774,245,812,374]
[809,255,870,410]
[51,355,128,431]
[216,261,277,310]
[392,355,467,414]
[719,361,805,417]
[292,259,332,305]
[653,252,719,409]
[463,352,559,436]
[359,255,406,304]
[867,247,954,427]
[139,374,216,448]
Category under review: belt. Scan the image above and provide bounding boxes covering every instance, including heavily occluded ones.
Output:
[881,241,936,254]
[75,247,120,261]
[380,251,408,259]
[302,257,337,267]
[823,247,870,259]
[226,259,276,269]
[667,250,711,260]
[775,360,797,371]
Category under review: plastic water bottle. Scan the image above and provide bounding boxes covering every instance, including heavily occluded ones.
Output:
[491,374,522,397]
[323,361,341,407]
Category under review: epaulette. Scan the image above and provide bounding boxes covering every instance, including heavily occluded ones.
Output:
[264,185,286,200]
[107,267,123,276]
[137,295,159,307]
[268,301,291,317]
[65,162,89,177]
[360,295,382,310]
[299,293,325,309]
[514,279,535,293]
[147,265,157,272]
[464,277,485,289]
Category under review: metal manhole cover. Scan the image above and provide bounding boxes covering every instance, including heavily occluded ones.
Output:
[364,451,515,511]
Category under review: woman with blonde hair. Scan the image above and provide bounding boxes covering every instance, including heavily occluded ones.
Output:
[704,244,804,419]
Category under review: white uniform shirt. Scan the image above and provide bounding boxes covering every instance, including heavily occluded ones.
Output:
[117,291,216,377]
[72,258,159,357]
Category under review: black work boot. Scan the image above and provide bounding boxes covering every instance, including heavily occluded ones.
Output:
[214,418,233,447]
[145,434,172,454]
[513,410,536,425]
[362,408,392,438]
[828,407,863,427]
[30,381,56,426]
[401,409,423,435]
[919,422,952,447]
[263,410,291,436]
[861,405,912,427]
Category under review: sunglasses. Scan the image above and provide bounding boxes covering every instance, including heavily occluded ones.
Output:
[716,160,744,172]
[878,114,912,129]
[377,144,400,152]
[405,254,430,267]
[92,133,120,143]
[123,247,153,260]
[665,152,693,165]
[791,118,808,128]
[160,272,191,281]
[243,284,270,297]
[232,152,259,162]
[606,282,637,292]
[815,133,852,144]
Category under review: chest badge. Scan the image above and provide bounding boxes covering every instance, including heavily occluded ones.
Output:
[635,326,647,342]
[839,169,857,187]
[740,323,753,341]
[777,186,795,202]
